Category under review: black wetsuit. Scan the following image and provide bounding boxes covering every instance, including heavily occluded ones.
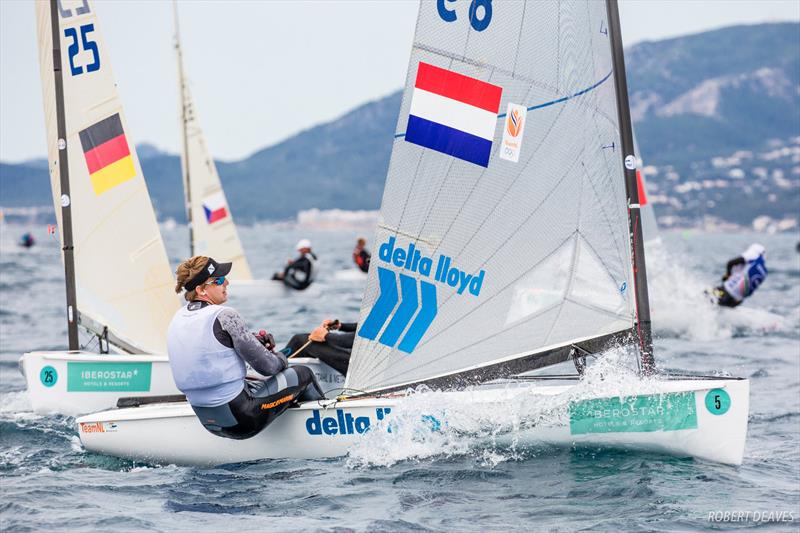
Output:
[280,252,317,290]
[172,301,324,440]
[284,322,356,375]
[354,248,371,273]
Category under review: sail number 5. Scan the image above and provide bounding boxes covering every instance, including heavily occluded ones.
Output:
[64,24,100,76]
[437,0,492,32]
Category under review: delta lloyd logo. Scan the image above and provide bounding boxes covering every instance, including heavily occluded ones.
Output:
[506,108,523,137]
[357,236,486,353]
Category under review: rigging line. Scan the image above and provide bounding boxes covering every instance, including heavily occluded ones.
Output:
[392,70,612,139]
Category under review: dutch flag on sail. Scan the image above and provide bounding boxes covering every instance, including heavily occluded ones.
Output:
[405,62,503,167]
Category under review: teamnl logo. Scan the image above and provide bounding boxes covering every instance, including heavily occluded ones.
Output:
[357,236,486,353]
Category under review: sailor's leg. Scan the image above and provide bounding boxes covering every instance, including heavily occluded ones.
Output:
[283,333,310,356]
[248,366,324,402]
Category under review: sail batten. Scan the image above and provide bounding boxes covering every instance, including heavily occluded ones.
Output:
[345,0,637,394]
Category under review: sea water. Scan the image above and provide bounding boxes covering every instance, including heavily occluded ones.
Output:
[1,224,798,531]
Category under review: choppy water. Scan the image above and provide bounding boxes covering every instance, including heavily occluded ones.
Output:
[1,223,798,531]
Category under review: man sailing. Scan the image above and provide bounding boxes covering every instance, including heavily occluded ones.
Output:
[712,243,767,308]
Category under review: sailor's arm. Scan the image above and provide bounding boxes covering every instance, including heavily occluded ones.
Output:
[216,308,288,375]
[725,256,746,277]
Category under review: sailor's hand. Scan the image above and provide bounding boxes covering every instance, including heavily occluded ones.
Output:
[322,318,340,330]
[309,325,328,342]
[255,330,276,350]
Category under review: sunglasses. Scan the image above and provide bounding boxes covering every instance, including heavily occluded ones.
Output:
[204,276,227,286]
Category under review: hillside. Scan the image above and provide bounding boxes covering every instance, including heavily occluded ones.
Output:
[2,22,798,229]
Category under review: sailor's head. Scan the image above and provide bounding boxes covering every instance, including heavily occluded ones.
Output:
[742,243,766,261]
[296,239,312,253]
[356,237,366,247]
[175,256,232,304]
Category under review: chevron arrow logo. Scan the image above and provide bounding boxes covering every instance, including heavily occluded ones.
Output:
[358,267,438,353]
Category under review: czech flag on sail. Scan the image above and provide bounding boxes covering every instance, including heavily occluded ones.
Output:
[405,62,503,167]
[79,114,136,195]
[202,192,228,224]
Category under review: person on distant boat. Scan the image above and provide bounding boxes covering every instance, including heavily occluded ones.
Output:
[168,255,324,440]
[18,232,35,248]
[271,239,317,290]
[352,238,371,273]
[283,319,356,375]
[711,244,767,308]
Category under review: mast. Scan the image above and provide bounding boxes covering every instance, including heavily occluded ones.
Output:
[173,0,194,256]
[606,0,655,374]
[49,0,79,350]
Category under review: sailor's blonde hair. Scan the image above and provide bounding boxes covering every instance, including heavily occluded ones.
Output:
[175,255,210,301]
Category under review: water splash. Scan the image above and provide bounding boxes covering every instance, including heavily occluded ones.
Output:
[647,241,787,340]
[346,347,665,468]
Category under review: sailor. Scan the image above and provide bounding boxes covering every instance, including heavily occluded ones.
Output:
[283,319,356,375]
[18,232,35,248]
[168,255,324,440]
[712,243,768,308]
[272,239,317,290]
[352,238,371,273]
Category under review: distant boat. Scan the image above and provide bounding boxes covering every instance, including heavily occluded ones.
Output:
[78,0,748,466]
[173,3,252,281]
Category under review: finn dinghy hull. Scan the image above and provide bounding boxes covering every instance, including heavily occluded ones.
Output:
[20,352,344,416]
[76,378,749,466]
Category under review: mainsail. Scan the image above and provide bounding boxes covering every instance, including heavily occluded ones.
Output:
[36,0,179,353]
[174,4,252,280]
[346,0,641,393]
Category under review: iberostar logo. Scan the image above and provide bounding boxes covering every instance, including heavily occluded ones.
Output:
[358,237,486,353]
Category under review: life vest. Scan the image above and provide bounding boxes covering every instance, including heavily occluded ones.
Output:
[353,248,370,272]
[167,303,245,407]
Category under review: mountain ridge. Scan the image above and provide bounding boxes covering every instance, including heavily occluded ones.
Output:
[2,22,798,229]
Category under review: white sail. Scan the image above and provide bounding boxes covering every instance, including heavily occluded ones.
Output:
[175,8,252,280]
[346,1,635,393]
[36,0,179,353]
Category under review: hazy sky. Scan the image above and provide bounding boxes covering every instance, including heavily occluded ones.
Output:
[1,0,798,163]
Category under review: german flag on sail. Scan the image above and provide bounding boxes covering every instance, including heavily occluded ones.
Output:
[79,114,136,195]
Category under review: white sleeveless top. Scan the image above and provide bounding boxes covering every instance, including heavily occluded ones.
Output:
[167,303,245,407]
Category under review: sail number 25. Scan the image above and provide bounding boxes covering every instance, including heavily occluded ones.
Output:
[437,0,492,32]
[64,25,100,76]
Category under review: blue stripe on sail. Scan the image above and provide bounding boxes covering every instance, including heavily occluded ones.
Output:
[405,115,493,167]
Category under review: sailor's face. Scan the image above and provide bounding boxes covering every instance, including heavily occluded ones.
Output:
[199,277,229,304]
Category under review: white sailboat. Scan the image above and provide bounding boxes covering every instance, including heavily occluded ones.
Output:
[20,0,184,415]
[174,2,253,281]
[21,0,337,415]
[77,0,749,466]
